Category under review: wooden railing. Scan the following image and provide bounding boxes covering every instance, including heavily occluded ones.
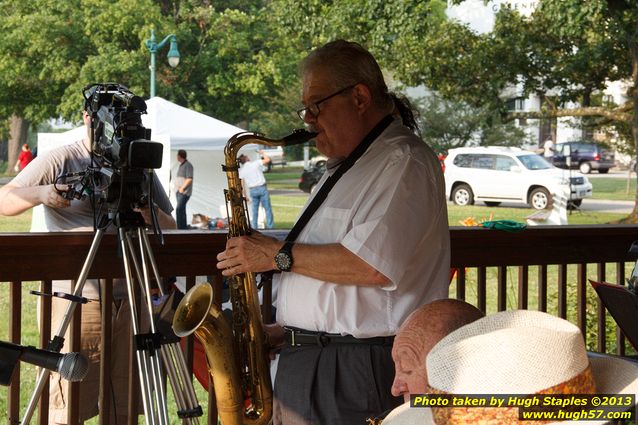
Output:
[2,224,638,424]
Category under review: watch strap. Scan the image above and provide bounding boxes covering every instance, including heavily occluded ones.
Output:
[280,241,294,255]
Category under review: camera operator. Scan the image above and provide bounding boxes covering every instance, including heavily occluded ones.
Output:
[0,105,175,425]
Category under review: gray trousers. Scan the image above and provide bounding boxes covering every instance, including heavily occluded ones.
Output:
[273,343,401,425]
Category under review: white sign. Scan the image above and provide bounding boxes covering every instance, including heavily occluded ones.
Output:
[447,0,539,34]
[490,0,538,16]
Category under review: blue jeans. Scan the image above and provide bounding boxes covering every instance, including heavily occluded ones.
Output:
[249,185,274,229]
[176,192,190,229]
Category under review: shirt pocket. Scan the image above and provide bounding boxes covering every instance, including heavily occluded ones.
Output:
[304,206,351,243]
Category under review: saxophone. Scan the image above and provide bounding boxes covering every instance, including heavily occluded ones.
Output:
[172,129,317,425]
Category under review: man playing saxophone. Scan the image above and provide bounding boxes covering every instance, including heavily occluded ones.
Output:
[216,40,451,425]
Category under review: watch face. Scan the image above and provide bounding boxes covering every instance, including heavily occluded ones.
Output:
[275,252,292,271]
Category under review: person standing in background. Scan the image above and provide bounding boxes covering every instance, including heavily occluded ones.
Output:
[543,138,555,159]
[238,150,274,229]
[175,149,194,229]
[14,143,34,172]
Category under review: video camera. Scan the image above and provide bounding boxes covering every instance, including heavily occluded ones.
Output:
[61,83,164,215]
[83,83,162,170]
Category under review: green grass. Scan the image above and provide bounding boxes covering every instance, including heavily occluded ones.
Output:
[589,175,637,201]
[446,204,627,226]
[267,194,628,229]
[265,166,303,190]
[449,263,636,355]
[0,209,32,232]
[271,194,307,228]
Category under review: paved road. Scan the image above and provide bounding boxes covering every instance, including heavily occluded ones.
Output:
[455,199,634,214]
[581,170,634,213]
[587,169,635,178]
[579,199,634,214]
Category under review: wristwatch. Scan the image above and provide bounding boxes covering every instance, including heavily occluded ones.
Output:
[274,242,294,272]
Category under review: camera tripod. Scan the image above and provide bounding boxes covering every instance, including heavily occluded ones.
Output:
[22,210,202,425]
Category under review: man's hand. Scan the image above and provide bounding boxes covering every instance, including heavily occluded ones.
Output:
[40,184,71,209]
[134,205,154,225]
[134,203,177,229]
[264,323,286,360]
[216,232,282,276]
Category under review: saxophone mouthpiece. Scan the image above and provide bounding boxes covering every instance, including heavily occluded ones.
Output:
[283,129,318,146]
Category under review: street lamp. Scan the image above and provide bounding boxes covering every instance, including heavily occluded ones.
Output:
[145,29,180,98]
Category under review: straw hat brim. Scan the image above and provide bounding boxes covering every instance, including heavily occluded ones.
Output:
[383,356,638,425]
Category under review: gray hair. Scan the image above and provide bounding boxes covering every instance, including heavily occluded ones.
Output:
[300,40,394,114]
[301,40,420,133]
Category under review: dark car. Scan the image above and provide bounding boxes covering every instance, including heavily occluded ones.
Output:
[298,162,326,193]
[551,141,615,174]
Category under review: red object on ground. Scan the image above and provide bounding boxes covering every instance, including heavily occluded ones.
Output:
[181,337,210,390]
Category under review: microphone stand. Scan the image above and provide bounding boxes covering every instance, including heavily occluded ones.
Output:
[22,225,106,425]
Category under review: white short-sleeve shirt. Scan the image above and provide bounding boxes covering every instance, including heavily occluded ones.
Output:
[275,119,451,338]
[239,160,267,188]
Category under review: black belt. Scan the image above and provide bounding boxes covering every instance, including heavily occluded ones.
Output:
[284,327,394,348]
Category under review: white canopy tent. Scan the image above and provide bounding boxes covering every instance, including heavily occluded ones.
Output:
[35,96,257,231]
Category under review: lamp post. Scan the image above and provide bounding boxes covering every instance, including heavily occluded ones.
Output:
[145,29,180,98]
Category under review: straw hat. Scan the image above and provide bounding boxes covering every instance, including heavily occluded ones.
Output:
[383,310,638,425]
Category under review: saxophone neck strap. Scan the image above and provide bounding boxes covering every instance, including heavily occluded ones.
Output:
[285,114,394,243]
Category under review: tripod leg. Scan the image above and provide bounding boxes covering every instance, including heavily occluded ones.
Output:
[138,228,203,424]
[21,228,106,425]
[119,228,163,425]
[139,229,167,296]
[124,228,175,425]
[160,343,202,424]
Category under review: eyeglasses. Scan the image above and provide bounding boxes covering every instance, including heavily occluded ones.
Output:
[296,84,357,121]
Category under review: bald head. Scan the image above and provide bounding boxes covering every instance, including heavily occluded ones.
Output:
[401,299,484,341]
[391,299,483,401]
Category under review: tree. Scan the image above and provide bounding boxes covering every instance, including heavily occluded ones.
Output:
[0,0,88,171]
[0,0,300,149]
[416,94,531,153]
[429,0,638,221]
[264,0,531,150]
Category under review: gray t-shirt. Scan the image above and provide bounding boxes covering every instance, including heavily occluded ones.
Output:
[175,160,194,196]
[14,140,96,231]
[13,139,173,299]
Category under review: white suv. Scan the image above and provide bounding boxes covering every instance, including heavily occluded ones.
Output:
[444,146,593,210]
[251,146,286,172]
